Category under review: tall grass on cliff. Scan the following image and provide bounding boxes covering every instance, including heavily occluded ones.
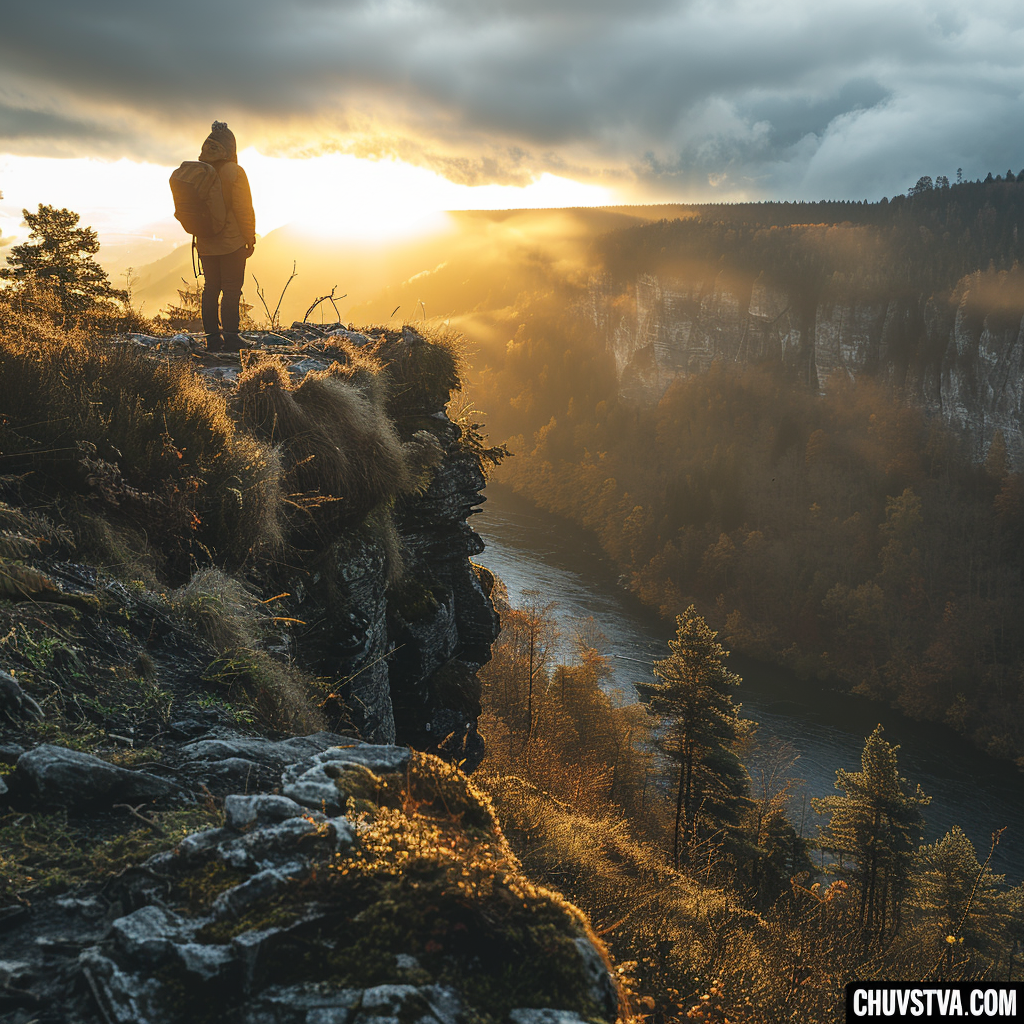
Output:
[235,347,443,574]
[236,350,409,526]
[0,312,282,575]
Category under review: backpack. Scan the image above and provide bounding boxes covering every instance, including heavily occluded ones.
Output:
[169,161,228,237]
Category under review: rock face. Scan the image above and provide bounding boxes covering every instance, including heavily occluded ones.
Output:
[0,739,619,1024]
[589,271,1024,467]
[257,328,501,752]
[286,407,498,752]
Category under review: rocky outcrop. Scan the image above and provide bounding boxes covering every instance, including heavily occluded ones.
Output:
[180,323,499,753]
[0,322,589,1024]
[287,416,497,755]
[589,272,1024,467]
[0,738,618,1024]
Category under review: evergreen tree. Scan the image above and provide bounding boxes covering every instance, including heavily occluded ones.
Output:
[1,204,126,313]
[814,725,929,938]
[637,605,750,869]
[913,825,1008,969]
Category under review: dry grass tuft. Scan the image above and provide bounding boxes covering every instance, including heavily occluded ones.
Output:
[0,323,283,575]
[236,351,414,531]
[202,647,330,735]
[168,568,267,652]
[365,323,463,417]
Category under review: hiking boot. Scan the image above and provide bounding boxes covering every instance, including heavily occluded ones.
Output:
[220,334,249,353]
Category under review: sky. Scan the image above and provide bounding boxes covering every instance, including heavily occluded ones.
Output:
[2,0,1024,245]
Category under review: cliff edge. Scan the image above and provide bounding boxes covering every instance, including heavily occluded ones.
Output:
[0,321,617,1024]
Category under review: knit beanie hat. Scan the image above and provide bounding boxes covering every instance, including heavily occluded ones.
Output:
[199,120,237,163]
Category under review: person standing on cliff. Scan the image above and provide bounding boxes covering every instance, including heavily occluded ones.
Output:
[196,121,256,353]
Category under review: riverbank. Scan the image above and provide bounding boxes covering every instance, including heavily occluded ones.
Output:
[474,482,1024,880]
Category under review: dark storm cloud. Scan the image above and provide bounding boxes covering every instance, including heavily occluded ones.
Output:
[0,103,118,143]
[1,0,1023,199]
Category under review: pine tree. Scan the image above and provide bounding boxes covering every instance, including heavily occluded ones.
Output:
[814,725,929,938]
[1,204,126,313]
[637,605,750,870]
[914,825,1007,968]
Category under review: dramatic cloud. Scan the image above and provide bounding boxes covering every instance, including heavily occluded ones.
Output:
[2,0,1023,199]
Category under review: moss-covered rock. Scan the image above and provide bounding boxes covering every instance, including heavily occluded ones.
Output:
[1,746,619,1023]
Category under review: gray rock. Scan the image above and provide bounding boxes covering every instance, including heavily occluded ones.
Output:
[182,732,350,768]
[508,1012,591,1024]
[280,744,410,814]
[78,948,165,1024]
[0,959,32,987]
[327,816,356,851]
[175,942,235,980]
[573,936,618,1017]
[360,985,423,1015]
[243,983,361,1024]
[231,926,285,992]
[211,860,309,918]
[347,986,463,1024]
[0,775,7,797]
[16,744,183,806]
[218,816,326,869]
[419,985,464,1024]
[174,826,234,862]
[287,357,331,381]
[281,765,345,815]
[111,905,188,963]
[55,893,106,918]
[0,670,44,723]
[225,793,311,830]
[318,744,412,773]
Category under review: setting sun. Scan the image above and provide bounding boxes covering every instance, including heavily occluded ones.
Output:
[0,150,612,250]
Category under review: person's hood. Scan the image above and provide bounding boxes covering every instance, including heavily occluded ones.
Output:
[199,120,237,163]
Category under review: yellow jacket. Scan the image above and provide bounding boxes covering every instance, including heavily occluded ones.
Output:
[195,136,256,256]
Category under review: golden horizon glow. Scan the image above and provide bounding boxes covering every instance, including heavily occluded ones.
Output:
[0,150,614,250]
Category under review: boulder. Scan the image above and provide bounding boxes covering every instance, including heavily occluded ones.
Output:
[111,905,190,964]
[224,793,310,831]
[15,744,183,806]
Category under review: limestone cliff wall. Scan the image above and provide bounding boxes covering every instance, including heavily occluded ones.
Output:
[587,272,1024,467]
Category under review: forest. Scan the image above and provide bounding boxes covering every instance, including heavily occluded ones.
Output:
[470,176,1024,767]
[476,587,1024,1021]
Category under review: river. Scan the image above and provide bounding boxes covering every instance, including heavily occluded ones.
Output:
[473,483,1024,881]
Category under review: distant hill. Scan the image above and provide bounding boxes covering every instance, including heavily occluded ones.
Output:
[124,205,688,328]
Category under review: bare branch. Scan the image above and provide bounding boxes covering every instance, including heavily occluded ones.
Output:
[303,285,347,323]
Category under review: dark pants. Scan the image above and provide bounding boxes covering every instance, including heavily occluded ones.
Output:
[200,247,247,348]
